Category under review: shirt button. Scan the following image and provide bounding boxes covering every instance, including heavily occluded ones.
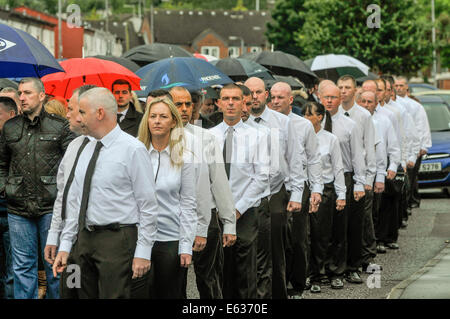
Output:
[28,133,31,136]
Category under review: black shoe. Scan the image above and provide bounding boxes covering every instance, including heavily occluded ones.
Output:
[310,284,321,293]
[320,275,330,285]
[386,242,399,249]
[377,244,387,254]
[362,263,383,273]
[330,278,344,289]
[407,208,412,216]
[287,289,304,299]
[304,277,311,290]
[345,271,363,284]
[401,220,408,228]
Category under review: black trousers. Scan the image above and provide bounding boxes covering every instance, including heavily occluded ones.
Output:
[70,226,137,299]
[377,173,404,244]
[269,185,290,299]
[193,209,224,299]
[401,173,410,222]
[148,241,186,299]
[309,182,334,282]
[222,207,258,299]
[361,189,377,265]
[408,155,422,207]
[372,192,382,242]
[255,197,271,299]
[286,183,309,293]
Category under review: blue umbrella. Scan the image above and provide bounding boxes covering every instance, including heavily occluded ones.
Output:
[0,23,64,78]
[136,57,233,97]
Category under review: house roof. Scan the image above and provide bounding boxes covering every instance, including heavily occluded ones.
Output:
[0,7,55,27]
[147,9,271,47]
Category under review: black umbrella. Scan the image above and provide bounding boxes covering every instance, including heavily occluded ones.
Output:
[211,58,274,82]
[90,55,141,72]
[122,43,193,67]
[239,50,317,87]
[0,78,18,89]
[265,75,305,90]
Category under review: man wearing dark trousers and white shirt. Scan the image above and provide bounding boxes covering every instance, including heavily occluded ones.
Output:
[169,86,236,299]
[244,78,306,299]
[52,87,159,298]
[337,75,376,284]
[320,83,366,289]
[210,83,269,299]
[112,79,143,137]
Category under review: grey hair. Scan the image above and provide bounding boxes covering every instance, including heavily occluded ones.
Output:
[79,87,117,115]
[394,75,408,84]
[19,78,45,93]
[0,87,19,99]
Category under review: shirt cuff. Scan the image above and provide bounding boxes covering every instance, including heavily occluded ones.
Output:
[196,224,208,238]
[222,222,236,236]
[58,240,73,254]
[310,183,324,194]
[354,184,364,192]
[46,231,60,247]
[375,174,386,184]
[337,192,346,201]
[134,244,152,260]
[289,190,303,203]
[408,156,417,164]
[388,163,398,172]
[365,175,375,187]
[178,242,193,255]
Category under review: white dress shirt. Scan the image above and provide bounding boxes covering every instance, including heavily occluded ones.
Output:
[339,103,377,186]
[316,129,346,200]
[396,95,432,152]
[59,125,159,260]
[185,123,236,236]
[373,111,401,181]
[209,120,269,214]
[288,112,324,194]
[117,108,128,123]
[248,106,306,202]
[322,112,366,192]
[148,142,197,255]
[46,135,94,247]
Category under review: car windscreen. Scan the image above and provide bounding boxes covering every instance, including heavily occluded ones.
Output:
[422,102,450,132]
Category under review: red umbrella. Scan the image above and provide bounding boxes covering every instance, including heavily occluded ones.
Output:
[41,57,141,99]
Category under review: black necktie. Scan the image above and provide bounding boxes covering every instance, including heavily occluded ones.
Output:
[117,113,122,123]
[78,141,103,232]
[223,127,234,179]
[61,137,90,221]
[344,112,350,117]
[255,117,262,123]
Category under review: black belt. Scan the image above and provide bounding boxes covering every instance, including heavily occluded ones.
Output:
[85,223,137,232]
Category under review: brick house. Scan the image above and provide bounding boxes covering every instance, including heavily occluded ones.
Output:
[140,9,272,59]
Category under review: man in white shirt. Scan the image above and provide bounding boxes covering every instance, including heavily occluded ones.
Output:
[210,83,269,299]
[169,86,237,299]
[337,75,376,284]
[320,83,366,289]
[244,77,306,299]
[269,81,323,295]
[394,76,431,210]
[52,87,159,298]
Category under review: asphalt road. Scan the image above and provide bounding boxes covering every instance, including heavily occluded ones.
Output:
[185,188,450,299]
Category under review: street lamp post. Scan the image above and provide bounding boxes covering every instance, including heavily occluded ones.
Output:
[229,36,244,56]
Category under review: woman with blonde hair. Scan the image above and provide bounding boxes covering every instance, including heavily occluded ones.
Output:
[44,98,67,118]
[137,97,197,299]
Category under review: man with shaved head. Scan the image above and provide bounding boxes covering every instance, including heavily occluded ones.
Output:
[319,82,365,289]
[244,77,306,299]
[394,76,431,211]
[337,75,376,284]
[270,81,323,295]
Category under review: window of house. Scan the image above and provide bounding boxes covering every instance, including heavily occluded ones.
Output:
[228,46,240,58]
[201,46,220,58]
[250,46,262,53]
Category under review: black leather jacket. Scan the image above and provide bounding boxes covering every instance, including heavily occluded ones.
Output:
[0,108,77,218]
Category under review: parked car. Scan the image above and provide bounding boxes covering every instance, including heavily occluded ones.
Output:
[408,83,438,94]
[416,95,450,195]
[415,90,450,106]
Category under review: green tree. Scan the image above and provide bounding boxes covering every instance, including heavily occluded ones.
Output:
[265,0,307,56]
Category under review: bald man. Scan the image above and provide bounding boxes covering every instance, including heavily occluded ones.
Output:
[244,77,306,299]
[319,83,365,289]
[269,81,323,295]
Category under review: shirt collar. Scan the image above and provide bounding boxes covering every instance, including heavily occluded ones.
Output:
[219,119,244,135]
[149,142,170,155]
[98,124,121,148]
